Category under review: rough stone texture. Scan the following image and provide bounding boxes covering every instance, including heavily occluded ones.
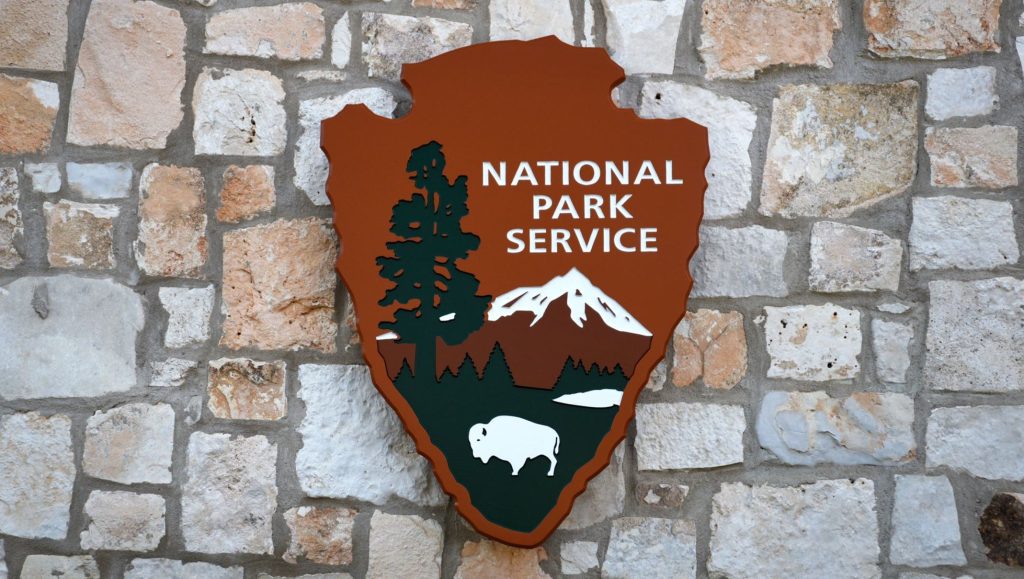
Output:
[561,447,624,529]
[0,275,143,399]
[809,221,902,292]
[638,483,689,508]
[83,403,175,485]
[760,82,919,218]
[764,304,861,381]
[635,402,745,470]
[21,556,99,579]
[67,162,132,200]
[454,539,549,579]
[44,200,118,269]
[284,506,356,565]
[208,358,287,421]
[0,0,69,70]
[81,491,166,552]
[709,479,879,578]
[890,475,966,567]
[414,0,476,7]
[221,219,338,352]
[603,517,697,579]
[601,0,686,75]
[757,391,915,465]
[332,14,352,69]
[361,13,473,81]
[489,0,574,43]
[183,433,278,554]
[0,413,74,540]
[193,68,287,157]
[125,559,243,579]
[205,4,325,61]
[690,226,789,298]
[864,0,1002,59]
[159,286,214,348]
[639,82,756,219]
[560,541,598,575]
[979,492,1024,566]
[136,164,208,278]
[927,405,1024,481]
[925,278,1024,392]
[925,126,1018,189]
[672,309,747,389]
[699,0,840,80]
[0,168,21,269]
[149,358,197,388]
[367,512,444,579]
[644,358,668,391]
[0,540,5,579]
[25,162,60,194]
[67,0,186,149]
[926,67,998,120]
[294,89,397,205]
[872,319,912,383]
[910,196,1017,271]
[296,365,446,506]
[216,165,276,223]
[0,74,59,154]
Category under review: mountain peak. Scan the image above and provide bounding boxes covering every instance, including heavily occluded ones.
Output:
[487,268,652,336]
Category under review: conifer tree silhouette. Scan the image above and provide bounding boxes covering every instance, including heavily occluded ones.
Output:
[377,141,491,381]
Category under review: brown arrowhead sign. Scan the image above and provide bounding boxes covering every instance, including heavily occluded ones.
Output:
[323,36,708,547]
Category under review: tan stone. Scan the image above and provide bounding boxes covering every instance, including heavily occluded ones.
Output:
[135,164,208,278]
[808,221,902,292]
[216,165,276,223]
[284,506,357,565]
[413,0,476,7]
[367,512,443,579]
[455,540,550,579]
[760,82,918,218]
[672,309,747,389]
[700,0,840,80]
[925,126,1018,189]
[865,0,1001,59]
[221,218,338,352]
[45,201,117,269]
[0,74,58,154]
[205,3,325,60]
[0,0,69,70]
[67,0,186,149]
[208,358,287,421]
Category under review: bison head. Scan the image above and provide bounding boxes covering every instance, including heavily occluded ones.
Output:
[468,423,490,462]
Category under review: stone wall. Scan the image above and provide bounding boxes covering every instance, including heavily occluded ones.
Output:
[0,0,1023,577]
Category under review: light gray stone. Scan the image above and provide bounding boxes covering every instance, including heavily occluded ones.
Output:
[367,512,443,579]
[159,285,214,348]
[24,162,60,193]
[193,68,286,156]
[183,433,277,554]
[561,446,624,529]
[1018,37,1024,76]
[489,0,574,43]
[0,275,143,399]
[890,475,966,567]
[295,89,398,205]
[910,196,1018,271]
[639,483,689,507]
[878,302,911,314]
[601,0,686,74]
[644,358,668,391]
[873,319,912,383]
[66,162,132,199]
[0,168,21,268]
[149,358,198,387]
[925,277,1024,392]
[125,559,243,579]
[361,13,472,81]
[0,413,74,540]
[83,403,175,485]
[604,517,697,579]
[21,556,98,579]
[926,67,998,120]
[809,221,902,292]
[81,491,166,552]
[764,304,861,381]
[709,479,879,579]
[296,365,446,506]
[639,82,756,219]
[0,540,5,579]
[332,13,351,68]
[635,402,745,470]
[690,226,789,298]
[757,391,915,465]
[561,541,598,575]
[927,405,1024,481]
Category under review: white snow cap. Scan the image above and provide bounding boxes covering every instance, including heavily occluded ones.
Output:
[487,267,651,336]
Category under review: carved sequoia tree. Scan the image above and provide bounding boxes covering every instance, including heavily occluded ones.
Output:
[377,141,491,381]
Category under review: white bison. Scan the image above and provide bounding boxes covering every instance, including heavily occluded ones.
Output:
[468,416,560,476]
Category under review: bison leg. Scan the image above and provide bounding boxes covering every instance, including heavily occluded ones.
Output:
[547,455,557,476]
[510,458,526,476]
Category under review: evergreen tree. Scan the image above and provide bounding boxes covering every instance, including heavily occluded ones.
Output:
[377,141,491,381]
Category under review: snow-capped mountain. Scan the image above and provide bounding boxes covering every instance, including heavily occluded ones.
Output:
[487,267,651,337]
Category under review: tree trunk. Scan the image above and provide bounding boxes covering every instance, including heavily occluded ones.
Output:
[415,336,437,383]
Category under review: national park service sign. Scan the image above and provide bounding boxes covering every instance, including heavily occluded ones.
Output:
[323,37,709,547]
